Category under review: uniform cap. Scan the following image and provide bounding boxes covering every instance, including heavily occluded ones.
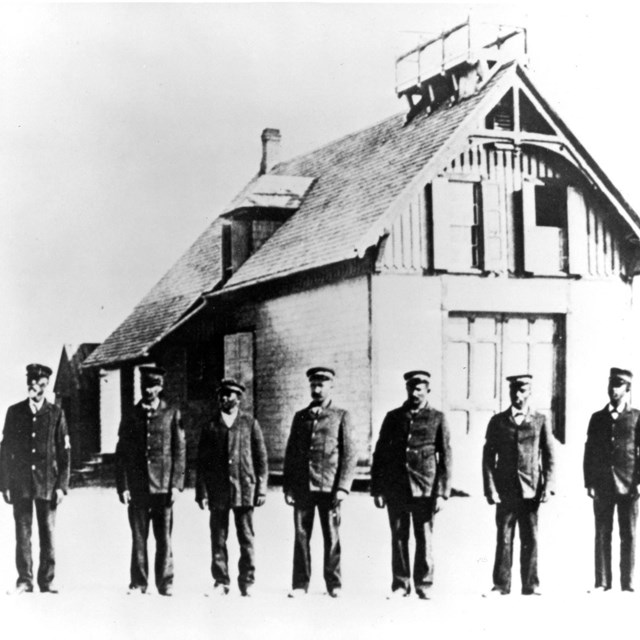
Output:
[306,367,335,381]
[219,378,246,395]
[26,363,53,380]
[403,370,431,385]
[506,374,533,386]
[139,365,166,385]
[609,367,633,384]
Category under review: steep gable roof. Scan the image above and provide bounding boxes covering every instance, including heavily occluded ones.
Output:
[83,218,224,368]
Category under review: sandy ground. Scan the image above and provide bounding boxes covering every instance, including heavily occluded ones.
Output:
[0,486,636,640]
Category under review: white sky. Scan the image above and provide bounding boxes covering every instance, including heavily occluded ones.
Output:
[1,2,638,407]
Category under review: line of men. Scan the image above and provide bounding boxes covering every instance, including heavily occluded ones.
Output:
[0,362,638,598]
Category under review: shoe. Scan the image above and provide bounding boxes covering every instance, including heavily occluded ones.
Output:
[126,586,148,595]
[522,588,543,596]
[415,587,431,600]
[287,588,307,598]
[40,585,60,594]
[482,587,508,598]
[327,587,341,598]
[622,587,635,593]
[588,586,611,594]
[158,587,173,597]
[239,585,252,597]
[387,588,409,600]
[212,583,229,596]
[7,584,33,595]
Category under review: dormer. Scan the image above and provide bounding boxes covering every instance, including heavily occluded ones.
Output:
[220,129,316,282]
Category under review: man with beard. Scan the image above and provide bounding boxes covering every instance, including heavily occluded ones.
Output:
[0,363,70,595]
[115,365,186,596]
[196,378,268,597]
[283,367,357,598]
[371,370,452,600]
[584,367,640,593]
[482,374,555,597]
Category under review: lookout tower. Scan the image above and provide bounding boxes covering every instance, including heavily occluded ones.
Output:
[396,17,528,121]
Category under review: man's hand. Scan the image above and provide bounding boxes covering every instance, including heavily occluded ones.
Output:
[119,490,131,505]
[255,494,266,507]
[373,495,386,509]
[486,494,501,506]
[53,489,65,506]
[332,489,348,509]
[540,490,552,504]
[2,490,11,505]
[170,491,180,505]
[197,498,208,511]
[587,487,596,499]
[284,492,295,506]
[434,497,447,513]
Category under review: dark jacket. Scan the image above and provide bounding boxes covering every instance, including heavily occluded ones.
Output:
[115,399,186,498]
[195,409,268,509]
[482,409,555,502]
[283,401,357,498]
[371,403,452,501]
[0,399,70,501]
[583,405,640,495]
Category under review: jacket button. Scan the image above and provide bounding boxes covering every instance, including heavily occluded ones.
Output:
[31,465,35,470]
[32,432,36,437]
[32,449,35,453]
[33,417,36,422]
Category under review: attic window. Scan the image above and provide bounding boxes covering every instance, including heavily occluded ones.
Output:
[221,223,233,281]
[485,89,514,131]
[251,219,282,252]
[535,184,567,228]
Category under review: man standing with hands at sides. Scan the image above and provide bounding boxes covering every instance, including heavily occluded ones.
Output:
[0,364,70,595]
[371,370,452,600]
[115,365,186,597]
[584,367,640,593]
[196,379,268,597]
[482,374,555,597]
[283,367,357,599]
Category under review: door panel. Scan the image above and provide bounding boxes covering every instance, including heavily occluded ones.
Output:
[445,312,564,495]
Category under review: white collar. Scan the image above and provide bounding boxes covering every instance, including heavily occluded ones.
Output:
[141,398,160,411]
[29,398,45,413]
[608,401,627,414]
[221,407,239,427]
[510,405,529,417]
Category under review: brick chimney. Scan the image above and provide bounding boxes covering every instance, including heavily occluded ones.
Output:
[260,128,281,175]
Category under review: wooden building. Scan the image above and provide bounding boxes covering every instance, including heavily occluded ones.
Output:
[84,21,640,493]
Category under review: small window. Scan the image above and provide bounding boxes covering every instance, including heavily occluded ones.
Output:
[535,185,566,228]
[449,182,482,270]
[221,223,233,281]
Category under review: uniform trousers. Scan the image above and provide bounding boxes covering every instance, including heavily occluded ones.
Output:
[13,498,57,590]
[387,497,436,593]
[593,492,638,590]
[127,494,173,592]
[209,506,255,587]
[493,498,539,594]
[292,493,341,591]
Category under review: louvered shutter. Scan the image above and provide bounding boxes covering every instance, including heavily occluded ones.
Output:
[566,186,589,275]
[481,181,504,272]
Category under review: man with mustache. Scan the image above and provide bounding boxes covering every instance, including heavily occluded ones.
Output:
[371,370,452,600]
[115,365,186,596]
[482,374,555,597]
[283,367,357,598]
[0,363,70,594]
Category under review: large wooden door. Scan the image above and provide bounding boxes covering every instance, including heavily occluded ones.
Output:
[445,313,564,495]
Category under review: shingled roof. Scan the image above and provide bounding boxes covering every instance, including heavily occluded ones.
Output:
[84,218,224,368]
[86,60,639,368]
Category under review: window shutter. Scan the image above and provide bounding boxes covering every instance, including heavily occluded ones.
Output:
[566,186,589,275]
[522,179,538,274]
[481,181,504,273]
[432,177,475,271]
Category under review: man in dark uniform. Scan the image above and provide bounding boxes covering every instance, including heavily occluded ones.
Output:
[482,374,555,597]
[115,365,186,596]
[0,363,70,595]
[584,367,640,593]
[196,378,268,597]
[283,367,357,598]
[371,370,452,600]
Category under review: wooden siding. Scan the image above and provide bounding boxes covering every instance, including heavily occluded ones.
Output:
[377,144,632,279]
